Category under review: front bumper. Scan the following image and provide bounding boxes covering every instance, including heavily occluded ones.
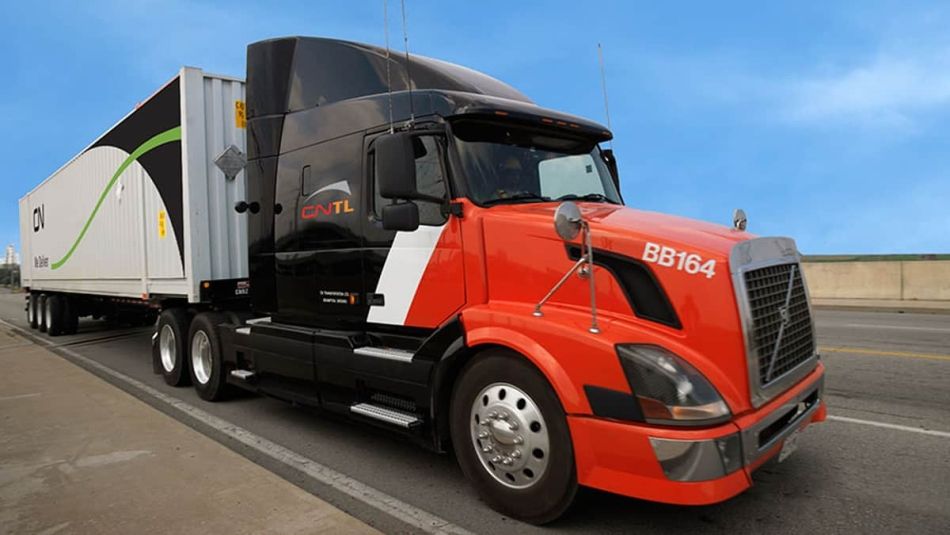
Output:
[569,363,826,505]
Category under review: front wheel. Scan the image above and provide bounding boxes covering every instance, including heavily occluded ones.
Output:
[450,350,577,524]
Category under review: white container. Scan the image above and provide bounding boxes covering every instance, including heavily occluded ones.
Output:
[19,67,248,303]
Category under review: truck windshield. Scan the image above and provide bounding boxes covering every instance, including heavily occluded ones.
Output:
[451,120,622,206]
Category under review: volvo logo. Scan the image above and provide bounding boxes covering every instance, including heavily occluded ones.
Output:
[778,304,791,326]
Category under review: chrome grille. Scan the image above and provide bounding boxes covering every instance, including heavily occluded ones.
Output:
[743,262,815,386]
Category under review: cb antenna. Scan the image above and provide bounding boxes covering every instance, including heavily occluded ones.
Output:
[597,43,613,149]
[400,0,415,125]
[383,0,394,133]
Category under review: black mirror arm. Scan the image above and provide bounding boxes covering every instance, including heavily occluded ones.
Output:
[381,192,444,204]
[443,201,464,218]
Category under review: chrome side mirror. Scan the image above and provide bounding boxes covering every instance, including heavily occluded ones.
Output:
[534,201,600,334]
[554,201,583,241]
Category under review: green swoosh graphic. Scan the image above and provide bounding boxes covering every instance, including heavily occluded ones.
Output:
[51,126,182,270]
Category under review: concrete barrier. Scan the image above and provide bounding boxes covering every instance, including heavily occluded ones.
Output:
[801,260,950,301]
[901,261,950,301]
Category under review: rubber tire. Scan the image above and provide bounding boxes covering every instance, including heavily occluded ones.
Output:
[187,312,233,402]
[62,296,79,335]
[450,350,577,525]
[28,293,39,329]
[155,308,191,386]
[38,295,48,333]
[46,295,65,336]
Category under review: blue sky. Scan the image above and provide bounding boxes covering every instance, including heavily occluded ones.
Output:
[2,1,948,254]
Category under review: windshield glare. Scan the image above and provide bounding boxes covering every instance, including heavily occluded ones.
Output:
[451,120,622,205]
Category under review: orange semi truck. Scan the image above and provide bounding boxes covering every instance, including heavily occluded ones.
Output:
[21,37,825,524]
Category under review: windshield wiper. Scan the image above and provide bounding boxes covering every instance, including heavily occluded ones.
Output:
[482,191,552,206]
[555,193,619,204]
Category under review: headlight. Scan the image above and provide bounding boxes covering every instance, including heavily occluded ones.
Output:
[617,345,730,425]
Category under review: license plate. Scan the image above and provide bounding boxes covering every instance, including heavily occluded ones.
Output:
[777,427,801,463]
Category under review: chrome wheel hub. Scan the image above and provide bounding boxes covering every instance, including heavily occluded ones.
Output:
[470,382,550,489]
[159,325,176,373]
[191,330,212,385]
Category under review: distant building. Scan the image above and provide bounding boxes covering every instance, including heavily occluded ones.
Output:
[3,244,17,266]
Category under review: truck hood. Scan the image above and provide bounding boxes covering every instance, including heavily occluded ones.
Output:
[483,202,752,264]
[477,202,760,411]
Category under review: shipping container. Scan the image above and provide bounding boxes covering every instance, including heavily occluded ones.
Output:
[19,67,247,303]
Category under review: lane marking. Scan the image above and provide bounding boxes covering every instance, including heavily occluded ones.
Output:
[0,392,41,402]
[0,319,474,535]
[828,415,950,439]
[818,345,950,362]
[841,323,950,333]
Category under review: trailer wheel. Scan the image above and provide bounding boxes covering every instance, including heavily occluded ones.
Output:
[155,309,190,386]
[45,295,66,336]
[62,296,79,335]
[27,293,39,329]
[38,295,49,333]
[450,350,577,525]
[188,312,232,401]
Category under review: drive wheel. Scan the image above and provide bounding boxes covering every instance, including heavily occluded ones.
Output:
[155,308,190,386]
[188,312,232,401]
[450,350,577,524]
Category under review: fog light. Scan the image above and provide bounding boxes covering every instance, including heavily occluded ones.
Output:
[650,433,743,482]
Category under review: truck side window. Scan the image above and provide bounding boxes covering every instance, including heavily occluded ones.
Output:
[373,135,448,226]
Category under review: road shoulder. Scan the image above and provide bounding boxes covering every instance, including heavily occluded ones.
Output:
[0,322,380,535]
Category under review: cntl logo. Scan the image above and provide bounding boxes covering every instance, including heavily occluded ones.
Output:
[33,204,45,232]
[300,180,355,220]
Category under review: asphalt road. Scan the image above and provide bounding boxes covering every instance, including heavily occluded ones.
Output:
[1,290,948,534]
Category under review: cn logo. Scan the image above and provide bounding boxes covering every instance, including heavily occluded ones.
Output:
[301,200,355,219]
[33,205,45,233]
[299,180,355,220]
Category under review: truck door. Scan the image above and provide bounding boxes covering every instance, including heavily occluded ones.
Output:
[362,132,466,331]
[274,132,366,329]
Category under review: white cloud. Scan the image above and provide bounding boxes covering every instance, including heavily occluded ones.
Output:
[634,24,950,133]
[780,52,950,128]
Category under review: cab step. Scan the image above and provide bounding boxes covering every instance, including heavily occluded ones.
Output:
[353,346,414,363]
[350,402,421,428]
[229,369,256,381]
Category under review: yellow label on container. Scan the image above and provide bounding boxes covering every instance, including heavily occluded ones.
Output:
[158,210,167,239]
[235,100,247,129]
